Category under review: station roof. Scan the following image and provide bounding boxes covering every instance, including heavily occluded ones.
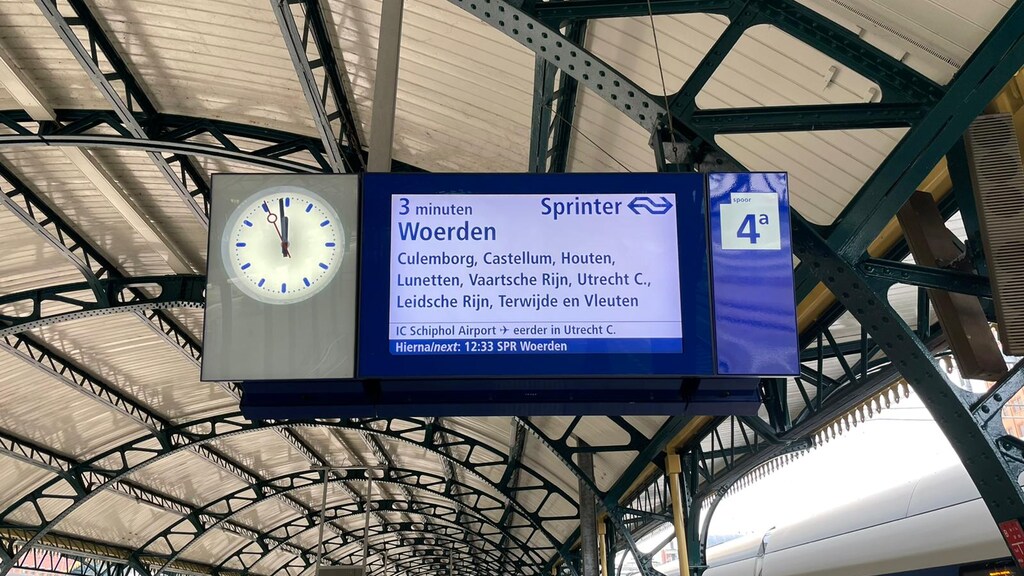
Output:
[1,1,1022,576]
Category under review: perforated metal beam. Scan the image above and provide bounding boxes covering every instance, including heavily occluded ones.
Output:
[528,20,586,173]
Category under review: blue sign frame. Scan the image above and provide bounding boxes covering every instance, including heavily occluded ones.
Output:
[358,173,716,378]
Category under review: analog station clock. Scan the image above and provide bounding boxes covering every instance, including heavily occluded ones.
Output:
[223,185,344,304]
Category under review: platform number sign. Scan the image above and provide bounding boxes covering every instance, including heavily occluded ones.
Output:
[720,192,781,250]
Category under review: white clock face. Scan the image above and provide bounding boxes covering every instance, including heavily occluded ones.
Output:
[223,186,344,304]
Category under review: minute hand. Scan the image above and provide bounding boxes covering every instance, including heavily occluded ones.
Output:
[278,198,290,258]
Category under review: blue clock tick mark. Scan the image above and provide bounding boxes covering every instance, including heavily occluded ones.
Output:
[325,242,336,247]
[243,219,253,227]
[303,277,311,287]
[320,220,329,227]
[258,278,265,287]
[285,197,290,207]
[261,203,269,213]
[236,242,246,247]
[281,283,287,293]
[240,262,251,270]
[305,203,313,213]
[319,262,328,270]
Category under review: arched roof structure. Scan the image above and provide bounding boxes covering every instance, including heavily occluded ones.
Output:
[3,1,1024,576]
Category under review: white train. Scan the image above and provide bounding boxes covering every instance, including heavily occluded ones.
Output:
[699,464,1018,576]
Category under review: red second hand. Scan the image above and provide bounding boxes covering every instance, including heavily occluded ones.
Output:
[264,203,291,257]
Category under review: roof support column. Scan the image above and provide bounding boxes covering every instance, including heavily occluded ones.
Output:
[665,454,689,576]
[576,440,599,576]
[367,0,405,172]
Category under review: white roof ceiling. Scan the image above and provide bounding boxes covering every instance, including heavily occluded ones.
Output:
[0,0,1015,574]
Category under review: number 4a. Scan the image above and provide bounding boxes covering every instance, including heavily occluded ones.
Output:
[737,213,770,244]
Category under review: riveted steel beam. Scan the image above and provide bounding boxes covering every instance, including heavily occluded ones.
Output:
[528,0,940,104]
[689,103,926,134]
[35,0,210,225]
[270,0,365,172]
[858,258,992,298]
[528,20,586,173]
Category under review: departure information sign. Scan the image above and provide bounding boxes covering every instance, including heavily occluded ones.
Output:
[387,193,683,355]
[359,173,725,379]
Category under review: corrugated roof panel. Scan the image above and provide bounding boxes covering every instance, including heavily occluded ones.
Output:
[389,0,534,172]
[87,148,208,265]
[587,15,728,98]
[169,307,204,344]
[568,86,655,173]
[250,548,299,575]
[87,0,316,136]
[58,489,180,548]
[799,0,1011,84]
[699,24,880,108]
[230,498,299,536]
[0,1,110,109]
[0,454,54,512]
[125,449,250,507]
[0,148,179,277]
[0,351,151,459]
[328,0,379,143]
[28,314,236,422]
[0,206,84,296]
[209,429,315,478]
[715,128,907,224]
[180,526,253,567]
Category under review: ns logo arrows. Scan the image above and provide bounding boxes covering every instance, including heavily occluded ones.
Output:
[628,196,674,215]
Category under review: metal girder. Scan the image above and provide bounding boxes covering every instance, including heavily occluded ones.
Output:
[858,258,992,298]
[529,0,940,104]
[795,1,1024,300]
[0,109,420,174]
[792,213,1024,533]
[35,0,210,225]
[0,161,210,376]
[688,103,926,134]
[0,275,205,337]
[0,414,579,576]
[528,20,586,173]
[271,0,365,173]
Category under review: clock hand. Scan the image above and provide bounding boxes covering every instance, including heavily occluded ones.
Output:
[262,201,290,258]
[279,198,290,258]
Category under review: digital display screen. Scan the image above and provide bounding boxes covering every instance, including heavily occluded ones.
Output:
[387,193,683,355]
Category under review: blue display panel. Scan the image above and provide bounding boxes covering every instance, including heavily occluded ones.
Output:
[359,173,714,378]
[708,173,799,375]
